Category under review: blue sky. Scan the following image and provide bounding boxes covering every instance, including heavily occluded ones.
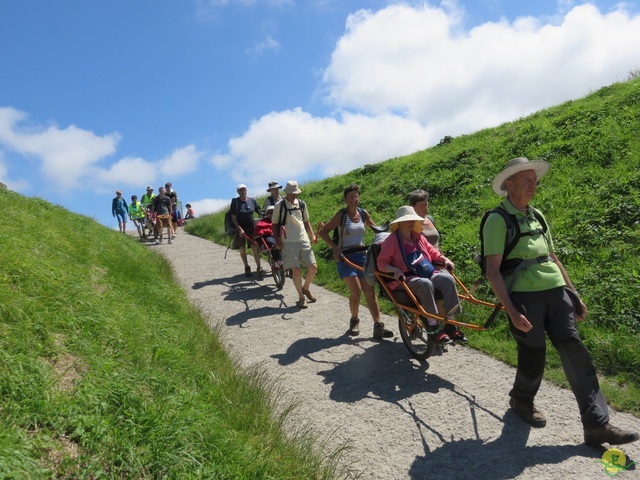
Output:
[1,0,639,228]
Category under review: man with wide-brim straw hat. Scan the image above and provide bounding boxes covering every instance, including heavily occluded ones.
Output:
[492,157,550,197]
[377,206,461,344]
[481,157,639,446]
[263,181,283,211]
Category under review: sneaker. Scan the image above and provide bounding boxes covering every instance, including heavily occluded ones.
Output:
[158,238,163,244]
[449,326,468,342]
[373,322,394,339]
[509,397,547,428]
[244,265,252,277]
[168,238,173,245]
[302,287,317,303]
[435,332,452,344]
[296,298,308,309]
[584,423,639,447]
[257,266,265,276]
[349,317,360,336]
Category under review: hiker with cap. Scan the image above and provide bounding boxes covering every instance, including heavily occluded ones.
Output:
[141,186,156,239]
[112,190,128,234]
[482,156,638,446]
[273,181,318,309]
[318,184,393,339]
[263,181,283,211]
[377,206,461,344]
[128,194,147,241]
[230,184,263,277]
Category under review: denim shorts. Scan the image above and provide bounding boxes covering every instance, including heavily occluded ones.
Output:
[336,251,366,279]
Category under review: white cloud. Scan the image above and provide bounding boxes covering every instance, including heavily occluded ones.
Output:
[0,107,120,189]
[191,198,231,216]
[211,108,432,190]
[323,3,640,136]
[0,107,206,195]
[93,156,158,188]
[0,151,29,191]
[210,2,640,188]
[158,145,204,177]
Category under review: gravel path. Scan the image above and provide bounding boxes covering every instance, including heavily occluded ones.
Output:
[157,232,640,479]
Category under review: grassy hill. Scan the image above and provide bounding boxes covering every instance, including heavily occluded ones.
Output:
[191,76,640,414]
[0,189,336,478]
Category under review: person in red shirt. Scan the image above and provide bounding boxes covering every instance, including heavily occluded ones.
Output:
[254,206,281,263]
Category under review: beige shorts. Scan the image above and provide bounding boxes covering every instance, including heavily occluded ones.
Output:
[156,214,171,227]
[281,241,316,270]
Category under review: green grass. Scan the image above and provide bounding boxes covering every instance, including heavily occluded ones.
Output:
[191,76,640,416]
[0,190,338,478]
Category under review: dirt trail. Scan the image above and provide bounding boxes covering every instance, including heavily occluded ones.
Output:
[157,232,640,479]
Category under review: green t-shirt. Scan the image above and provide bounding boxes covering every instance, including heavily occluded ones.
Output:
[482,200,565,292]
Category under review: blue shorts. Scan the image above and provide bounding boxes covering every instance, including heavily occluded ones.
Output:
[337,251,366,279]
[115,211,127,223]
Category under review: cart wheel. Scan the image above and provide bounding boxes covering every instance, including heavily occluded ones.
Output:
[272,262,286,289]
[397,311,435,360]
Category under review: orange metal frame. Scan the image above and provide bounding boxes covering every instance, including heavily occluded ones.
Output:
[341,253,503,332]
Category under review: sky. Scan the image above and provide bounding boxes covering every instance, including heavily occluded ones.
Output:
[1,0,640,229]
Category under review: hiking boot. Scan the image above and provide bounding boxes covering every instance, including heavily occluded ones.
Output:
[584,423,639,447]
[257,266,265,276]
[349,317,360,336]
[373,322,394,339]
[302,287,317,303]
[296,298,308,309]
[244,265,252,277]
[509,397,546,428]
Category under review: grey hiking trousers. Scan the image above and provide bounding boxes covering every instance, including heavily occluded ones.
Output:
[508,286,609,428]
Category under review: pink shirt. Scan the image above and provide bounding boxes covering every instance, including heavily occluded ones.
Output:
[377,230,445,290]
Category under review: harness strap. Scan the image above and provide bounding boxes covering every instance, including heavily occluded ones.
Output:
[504,255,552,292]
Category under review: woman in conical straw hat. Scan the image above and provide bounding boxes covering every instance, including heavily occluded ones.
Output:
[377,206,461,344]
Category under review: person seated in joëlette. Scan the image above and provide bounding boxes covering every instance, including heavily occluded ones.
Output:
[254,206,281,262]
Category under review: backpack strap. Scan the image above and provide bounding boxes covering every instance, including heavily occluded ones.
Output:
[277,198,304,227]
[396,230,423,277]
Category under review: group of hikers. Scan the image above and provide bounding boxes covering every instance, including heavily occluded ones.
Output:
[228,157,639,448]
[111,182,196,243]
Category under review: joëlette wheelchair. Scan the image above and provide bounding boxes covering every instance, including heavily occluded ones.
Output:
[340,228,502,360]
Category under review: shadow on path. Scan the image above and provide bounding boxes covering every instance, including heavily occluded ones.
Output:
[317,341,449,404]
[192,273,257,290]
[408,412,602,479]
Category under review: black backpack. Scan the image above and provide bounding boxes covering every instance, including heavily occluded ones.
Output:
[224,198,239,237]
[477,205,548,278]
[332,207,368,246]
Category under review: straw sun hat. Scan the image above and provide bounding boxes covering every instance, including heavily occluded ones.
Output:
[389,206,424,233]
[492,157,550,196]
